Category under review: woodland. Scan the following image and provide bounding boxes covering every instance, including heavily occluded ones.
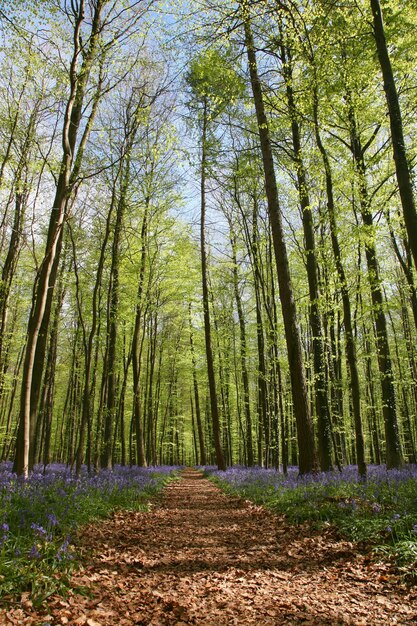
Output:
[1,0,417,477]
[2,0,417,620]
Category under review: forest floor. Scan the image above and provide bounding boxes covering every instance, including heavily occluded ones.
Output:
[2,468,417,626]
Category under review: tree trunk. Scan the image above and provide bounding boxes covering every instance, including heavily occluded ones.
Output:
[348,103,402,469]
[13,1,104,476]
[282,46,333,471]
[312,85,366,476]
[200,100,226,470]
[253,242,268,466]
[242,5,317,474]
[189,305,207,465]
[34,259,66,467]
[131,206,149,467]
[230,229,254,466]
[370,0,417,273]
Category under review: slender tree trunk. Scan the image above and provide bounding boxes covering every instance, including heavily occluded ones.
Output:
[189,305,207,465]
[370,0,417,272]
[200,101,226,470]
[131,206,149,467]
[325,308,345,469]
[116,332,132,467]
[152,345,163,466]
[209,285,233,466]
[277,361,288,474]
[230,229,254,466]
[348,103,402,469]
[282,46,332,470]
[312,86,366,476]
[242,4,317,474]
[145,313,157,465]
[248,196,268,465]
[386,303,416,463]
[190,392,199,465]
[254,268,268,465]
[268,242,281,470]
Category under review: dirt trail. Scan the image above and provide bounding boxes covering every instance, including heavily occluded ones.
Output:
[4,469,417,625]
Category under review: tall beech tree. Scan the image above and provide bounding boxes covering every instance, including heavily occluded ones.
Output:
[312,82,367,476]
[241,2,317,474]
[347,99,403,469]
[186,49,243,470]
[228,216,254,466]
[100,86,150,470]
[280,40,333,471]
[370,0,417,273]
[13,0,108,477]
[189,304,207,465]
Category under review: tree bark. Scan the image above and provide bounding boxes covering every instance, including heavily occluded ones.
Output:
[131,206,149,467]
[370,0,417,273]
[13,0,104,476]
[189,305,207,465]
[230,228,254,466]
[200,100,226,470]
[348,102,402,469]
[242,5,317,474]
[312,85,366,477]
[282,45,333,471]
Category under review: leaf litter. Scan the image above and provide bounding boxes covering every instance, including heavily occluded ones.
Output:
[2,469,416,625]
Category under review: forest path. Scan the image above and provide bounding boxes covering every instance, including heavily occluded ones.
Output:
[14,469,417,625]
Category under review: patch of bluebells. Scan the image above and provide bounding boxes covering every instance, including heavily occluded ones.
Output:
[203,464,417,545]
[0,462,179,599]
[203,462,417,491]
[0,461,178,537]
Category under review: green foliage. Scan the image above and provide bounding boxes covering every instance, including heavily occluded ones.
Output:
[185,48,245,121]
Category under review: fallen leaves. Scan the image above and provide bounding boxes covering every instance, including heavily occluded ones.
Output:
[1,469,416,625]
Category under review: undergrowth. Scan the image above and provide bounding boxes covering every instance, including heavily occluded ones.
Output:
[0,463,179,606]
[205,464,417,583]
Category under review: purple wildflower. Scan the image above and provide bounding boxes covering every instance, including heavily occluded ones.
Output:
[31,523,47,537]
[29,544,40,559]
[46,513,58,527]
[55,536,72,562]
